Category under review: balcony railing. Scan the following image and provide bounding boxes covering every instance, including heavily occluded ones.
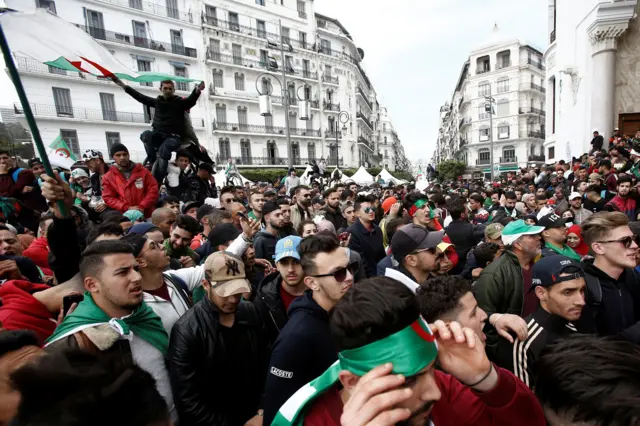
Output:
[16,102,148,123]
[519,107,545,115]
[476,158,491,165]
[476,68,490,75]
[500,156,517,164]
[327,156,344,167]
[206,50,318,79]
[550,29,556,44]
[213,121,320,137]
[527,131,545,139]
[216,155,317,166]
[358,136,374,150]
[317,46,359,65]
[528,154,546,162]
[496,61,512,70]
[479,112,490,120]
[95,0,193,23]
[356,86,373,111]
[325,129,342,139]
[209,87,321,109]
[460,117,472,128]
[530,82,546,93]
[322,74,338,85]
[323,101,340,111]
[527,58,545,71]
[75,24,196,58]
[357,112,373,130]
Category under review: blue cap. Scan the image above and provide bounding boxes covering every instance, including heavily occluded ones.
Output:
[274,236,302,263]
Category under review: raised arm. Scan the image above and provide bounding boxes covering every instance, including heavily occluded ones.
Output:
[111,76,157,107]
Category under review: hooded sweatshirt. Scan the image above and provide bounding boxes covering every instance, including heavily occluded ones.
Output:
[254,230,279,263]
[262,291,337,426]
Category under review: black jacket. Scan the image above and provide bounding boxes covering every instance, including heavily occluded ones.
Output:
[254,272,289,348]
[168,297,268,426]
[167,170,192,202]
[90,164,110,197]
[189,173,216,203]
[262,291,337,426]
[254,231,279,263]
[321,206,346,231]
[496,307,578,388]
[581,260,640,343]
[125,86,201,136]
[347,219,385,278]
[591,135,604,150]
[445,220,482,266]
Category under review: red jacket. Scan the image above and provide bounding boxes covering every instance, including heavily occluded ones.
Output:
[304,366,545,426]
[23,236,50,269]
[102,163,158,218]
[0,280,56,345]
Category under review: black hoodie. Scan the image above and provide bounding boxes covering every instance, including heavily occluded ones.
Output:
[581,259,640,343]
[254,230,279,263]
[254,272,289,348]
[262,291,337,426]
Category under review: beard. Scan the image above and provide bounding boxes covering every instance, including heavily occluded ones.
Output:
[397,400,435,426]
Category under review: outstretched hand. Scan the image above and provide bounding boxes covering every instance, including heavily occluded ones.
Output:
[241,217,261,240]
[197,81,205,92]
[110,75,126,88]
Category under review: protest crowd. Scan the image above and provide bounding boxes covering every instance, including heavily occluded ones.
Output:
[1,79,640,426]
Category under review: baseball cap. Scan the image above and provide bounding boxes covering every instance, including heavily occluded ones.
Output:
[568,192,582,201]
[262,200,280,218]
[381,197,398,214]
[390,224,444,261]
[208,223,241,249]
[203,251,251,297]
[437,242,454,254]
[127,222,161,236]
[484,223,504,240]
[531,256,584,289]
[71,168,89,179]
[589,173,603,181]
[501,220,544,245]
[264,188,277,196]
[182,200,203,214]
[538,213,566,229]
[274,235,302,263]
[27,158,42,168]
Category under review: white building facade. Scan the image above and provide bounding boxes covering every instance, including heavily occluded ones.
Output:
[433,26,547,180]
[544,0,639,161]
[9,0,407,169]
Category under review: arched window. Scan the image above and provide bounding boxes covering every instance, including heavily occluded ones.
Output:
[240,138,251,165]
[291,141,300,164]
[478,81,490,97]
[496,77,509,93]
[267,140,278,165]
[234,72,245,91]
[497,122,510,139]
[502,145,516,163]
[237,106,248,130]
[218,138,230,161]
[215,103,226,124]
[478,148,490,165]
[479,125,490,142]
[308,142,316,161]
[478,102,489,120]
[496,99,509,117]
[212,69,223,88]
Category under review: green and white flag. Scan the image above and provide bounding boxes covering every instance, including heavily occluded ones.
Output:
[1,9,199,84]
[271,317,438,426]
[49,134,77,162]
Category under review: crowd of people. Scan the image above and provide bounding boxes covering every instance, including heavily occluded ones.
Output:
[1,78,640,426]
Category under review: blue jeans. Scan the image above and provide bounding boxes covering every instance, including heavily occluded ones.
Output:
[140,130,181,184]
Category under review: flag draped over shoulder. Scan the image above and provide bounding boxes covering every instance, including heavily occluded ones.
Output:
[0,9,198,84]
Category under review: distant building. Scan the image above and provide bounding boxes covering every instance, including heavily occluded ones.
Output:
[545,0,639,160]
[433,25,546,180]
[0,107,17,123]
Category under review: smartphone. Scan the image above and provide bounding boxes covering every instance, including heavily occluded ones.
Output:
[339,232,350,242]
[63,293,84,316]
[237,211,248,220]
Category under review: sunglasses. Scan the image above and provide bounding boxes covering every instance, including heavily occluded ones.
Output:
[363,207,375,214]
[597,235,639,248]
[310,261,359,282]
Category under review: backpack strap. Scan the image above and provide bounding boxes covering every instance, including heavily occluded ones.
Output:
[585,274,603,306]
[164,273,193,309]
[11,168,24,183]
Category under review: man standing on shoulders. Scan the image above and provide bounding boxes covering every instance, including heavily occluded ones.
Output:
[255,235,305,347]
[347,195,385,277]
[475,219,544,358]
[568,191,592,224]
[539,213,581,261]
[262,234,356,426]
[168,251,268,426]
[497,256,585,388]
[271,277,546,426]
[102,143,158,218]
[581,212,640,343]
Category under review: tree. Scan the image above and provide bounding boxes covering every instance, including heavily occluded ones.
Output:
[436,160,466,181]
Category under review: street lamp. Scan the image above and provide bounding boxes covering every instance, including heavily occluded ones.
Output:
[256,72,311,168]
[329,111,349,168]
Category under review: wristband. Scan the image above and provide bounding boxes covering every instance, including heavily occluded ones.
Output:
[491,314,504,327]
[463,364,494,388]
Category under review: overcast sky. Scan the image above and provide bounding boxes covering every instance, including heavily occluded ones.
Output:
[1,0,548,164]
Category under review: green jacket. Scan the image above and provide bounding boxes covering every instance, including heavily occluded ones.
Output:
[474,250,525,353]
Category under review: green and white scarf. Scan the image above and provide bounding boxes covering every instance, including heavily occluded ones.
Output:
[45,292,169,355]
[271,316,438,426]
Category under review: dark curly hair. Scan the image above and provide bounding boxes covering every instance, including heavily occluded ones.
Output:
[416,275,473,323]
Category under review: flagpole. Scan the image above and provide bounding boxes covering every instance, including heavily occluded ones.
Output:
[0,21,67,216]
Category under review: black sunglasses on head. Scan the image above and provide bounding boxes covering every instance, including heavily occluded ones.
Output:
[310,261,359,282]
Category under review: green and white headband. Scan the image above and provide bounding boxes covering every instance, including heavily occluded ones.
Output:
[271,316,439,426]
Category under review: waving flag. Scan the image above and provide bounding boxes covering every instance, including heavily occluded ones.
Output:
[49,134,77,162]
[0,8,198,84]
[416,165,424,180]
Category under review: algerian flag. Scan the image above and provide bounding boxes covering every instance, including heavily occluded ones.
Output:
[416,165,424,180]
[0,9,199,84]
[49,134,77,162]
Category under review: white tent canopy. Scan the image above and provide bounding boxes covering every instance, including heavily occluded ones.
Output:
[350,166,374,185]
